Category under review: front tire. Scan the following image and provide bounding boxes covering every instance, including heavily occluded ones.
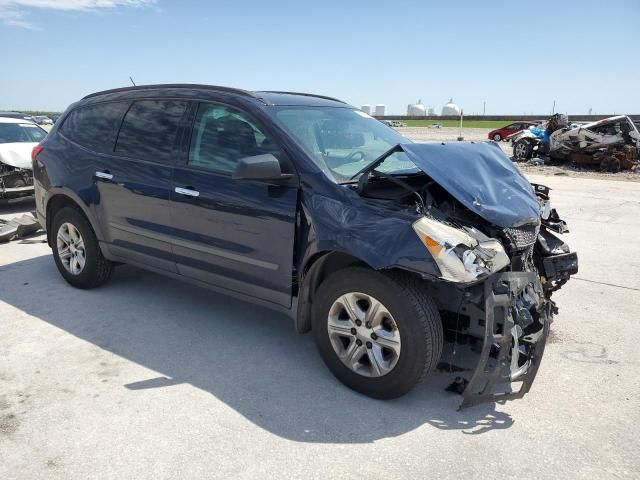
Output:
[493,133,502,141]
[513,139,533,160]
[312,267,443,399]
[51,206,113,289]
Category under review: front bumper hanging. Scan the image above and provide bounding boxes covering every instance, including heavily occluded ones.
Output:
[460,272,552,409]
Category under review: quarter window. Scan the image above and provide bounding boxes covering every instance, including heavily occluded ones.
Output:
[60,101,128,153]
[115,100,189,163]
[188,103,285,174]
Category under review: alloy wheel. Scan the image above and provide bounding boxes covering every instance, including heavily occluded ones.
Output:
[56,222,86,275]
[514,142,527,158]
[327,292,401,377]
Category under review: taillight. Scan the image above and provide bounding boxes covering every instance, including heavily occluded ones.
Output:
[32,144,44,164]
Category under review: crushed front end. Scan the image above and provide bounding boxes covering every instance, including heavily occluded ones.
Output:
[445,184,577,408]
[354,142,578,407]
[460,272,551,407]
[0,163,34,199]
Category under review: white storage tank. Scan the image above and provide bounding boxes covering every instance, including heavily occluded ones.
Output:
[374,104,386,116]
[407,100,427,116]
[360,104,372,115]
[441,98,461,116]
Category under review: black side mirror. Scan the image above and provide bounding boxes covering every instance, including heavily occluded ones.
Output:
[232,154,293,181]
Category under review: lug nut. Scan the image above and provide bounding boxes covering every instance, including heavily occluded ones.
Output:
[371,333,378,340]
[355,320,362,326]
[356,339,362,346]
[366,341,372,349]
[365,321,371,329]
[350,328,357,335]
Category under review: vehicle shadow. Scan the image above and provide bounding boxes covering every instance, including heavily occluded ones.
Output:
[0,254,514,443]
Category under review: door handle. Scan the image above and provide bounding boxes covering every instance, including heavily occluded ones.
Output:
[175,187,200,197]
[95,170,113,181]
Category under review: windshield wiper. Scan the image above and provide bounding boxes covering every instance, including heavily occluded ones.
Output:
[349,144,403,180]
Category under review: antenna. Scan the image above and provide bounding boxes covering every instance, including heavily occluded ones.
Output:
[129,76,136,87]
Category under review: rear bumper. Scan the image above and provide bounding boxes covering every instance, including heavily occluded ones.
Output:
[460,272,552,409]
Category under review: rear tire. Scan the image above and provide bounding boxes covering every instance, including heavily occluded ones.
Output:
[312,267,443,399]
[493,133,502,141]
[51,206,113,289]
[608,157,621,173]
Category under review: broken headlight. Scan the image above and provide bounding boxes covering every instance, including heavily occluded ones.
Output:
[412,217,510,283]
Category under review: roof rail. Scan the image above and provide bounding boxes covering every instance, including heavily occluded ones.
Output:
[258,91,347,104]
[82,84,260,100]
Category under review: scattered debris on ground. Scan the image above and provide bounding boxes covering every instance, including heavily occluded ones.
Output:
[0,212,41,242]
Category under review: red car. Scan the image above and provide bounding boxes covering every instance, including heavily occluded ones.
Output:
[488,121,537,141]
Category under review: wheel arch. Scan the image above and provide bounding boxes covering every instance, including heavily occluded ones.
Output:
[294,250,369,334]
[45,192,102,247]
[293,250,428,334]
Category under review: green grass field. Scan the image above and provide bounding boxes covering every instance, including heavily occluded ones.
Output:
[403,119,511,128]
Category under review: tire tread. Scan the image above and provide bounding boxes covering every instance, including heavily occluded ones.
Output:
[387,270,443,383]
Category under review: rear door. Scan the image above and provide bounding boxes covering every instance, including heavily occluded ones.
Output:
[170,102,298,307]
[94,99,190,272]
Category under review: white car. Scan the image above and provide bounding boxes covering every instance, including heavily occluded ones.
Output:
[0,117,47,199]
[33,115,54,126]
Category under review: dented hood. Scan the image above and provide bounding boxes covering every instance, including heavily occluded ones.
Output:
[0,142,35,170]
[401,142,540,228]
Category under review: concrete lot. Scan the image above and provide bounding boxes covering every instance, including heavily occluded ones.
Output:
[1,175,639,479]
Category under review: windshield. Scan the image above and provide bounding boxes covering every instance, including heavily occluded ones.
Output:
[0,123,47,144]
[270,106,417,182]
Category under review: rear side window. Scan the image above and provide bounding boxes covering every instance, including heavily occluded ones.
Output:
[60,101,128,153]
[115,100,188,163]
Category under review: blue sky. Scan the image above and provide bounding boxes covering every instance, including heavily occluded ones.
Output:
[1,0,639,114]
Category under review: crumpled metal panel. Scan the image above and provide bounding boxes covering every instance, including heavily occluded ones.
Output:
[460,271,551,409]
[550,115,640,155]
[400,142,541,228]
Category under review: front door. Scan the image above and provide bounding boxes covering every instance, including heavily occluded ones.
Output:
[170,102,298,307]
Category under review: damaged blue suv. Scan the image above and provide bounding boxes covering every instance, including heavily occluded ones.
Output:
[32,85,578,406]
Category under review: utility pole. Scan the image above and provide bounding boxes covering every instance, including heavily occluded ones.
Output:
[483,101,486,117]
[552,100,556,114]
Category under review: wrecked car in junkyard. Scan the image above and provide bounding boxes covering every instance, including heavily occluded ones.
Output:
[34,85,578,407]
[550,115,639,171]
[0,116,47,199]
[510,113,569,161]
[511,114,639,172]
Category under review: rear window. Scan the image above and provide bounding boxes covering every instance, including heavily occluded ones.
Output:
[60,101,128,153]
[0,123,47,143]
[115,100,188,163]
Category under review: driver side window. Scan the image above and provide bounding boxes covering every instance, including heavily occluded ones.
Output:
[188,103,285,174]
